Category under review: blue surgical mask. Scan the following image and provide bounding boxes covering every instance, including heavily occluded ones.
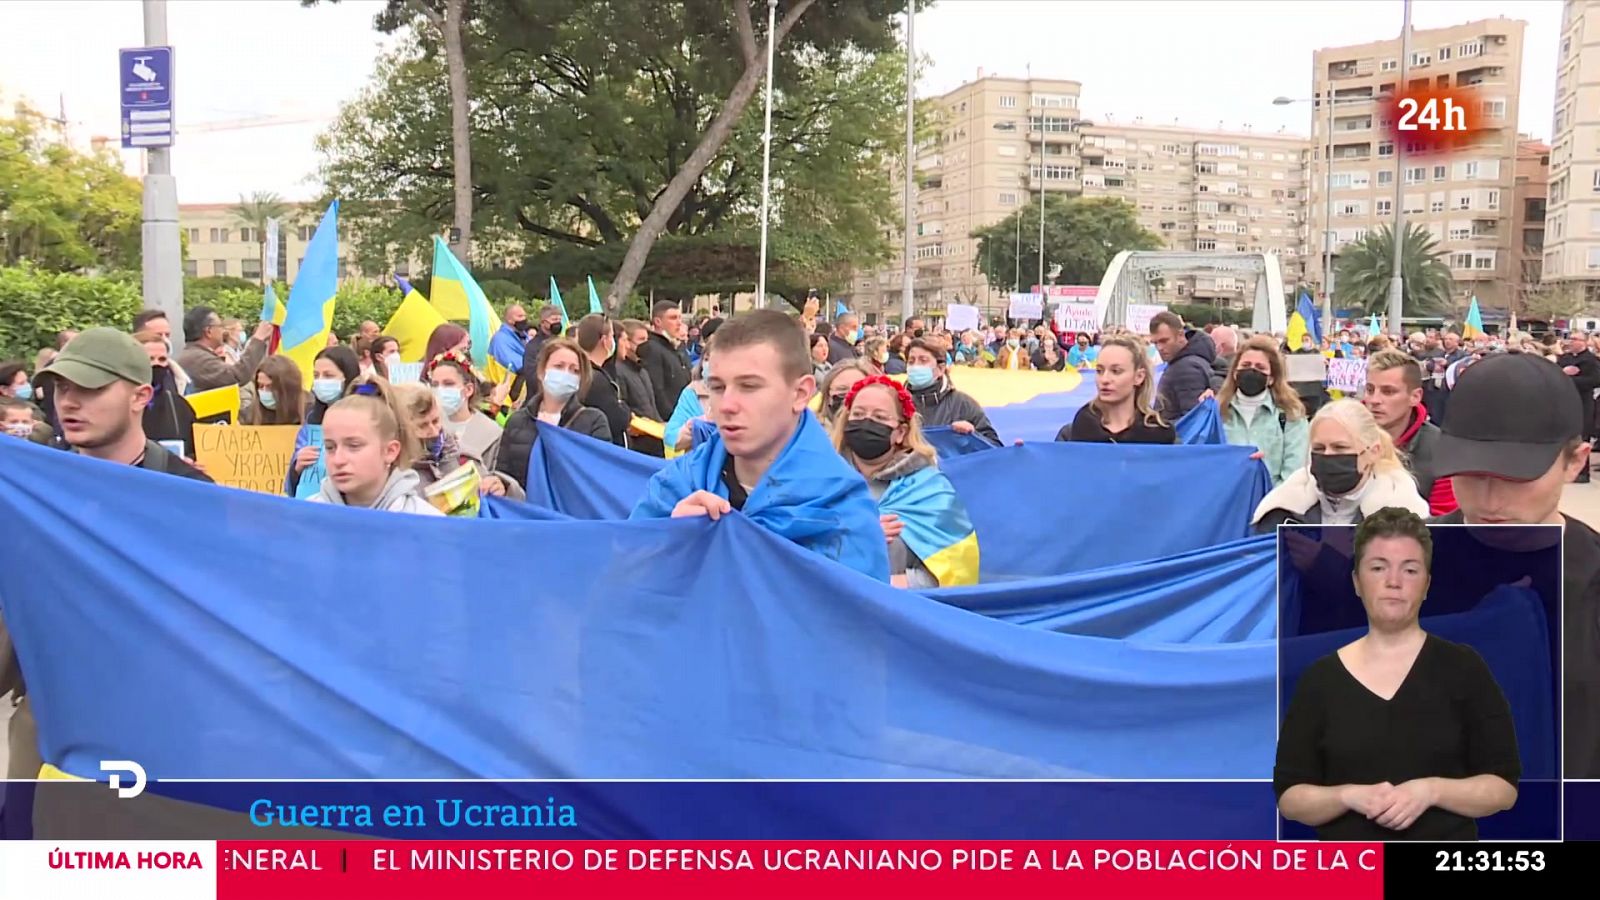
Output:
[312,378,344,404]
[426,433,446,461]
[907,365,935,389]
[14,382,33,401]
[543,369,580,400]
[258,388,277,410]
[434,386,464,417]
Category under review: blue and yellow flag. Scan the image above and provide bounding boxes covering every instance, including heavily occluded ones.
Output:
[550,277,571,333]
[1368,313,1381,338]
[430,236,496,371]
[259,283,286,327]
[587,276,604,315]
[383,274,448,363]
[1285,289,1322,349]
[878,465,980,587]
[279,200,339,380]
[1462,296,1486,340]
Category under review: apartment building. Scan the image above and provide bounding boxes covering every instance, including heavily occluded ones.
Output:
[1511,138,1550,306]
[1543,1,1600,300]
[845,76,1310,321]
[178,204,425,284]
[1078,122,1310,308]
[1310,18,1525,312]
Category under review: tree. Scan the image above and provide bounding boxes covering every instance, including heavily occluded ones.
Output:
[320,0,914,311]
[306,0,474,261]
[228,192,296,286]
[1332,223,1453,316]
[1521,281,1586,324]
[971,195,1163,290]
[0,108,142,273]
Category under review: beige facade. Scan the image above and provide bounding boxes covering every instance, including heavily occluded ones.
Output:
[178,204,424,284]
[847,76,1311,322]
[1511,138,1550,310]
[1310,18,1524,312]
[1543,1,1600,298]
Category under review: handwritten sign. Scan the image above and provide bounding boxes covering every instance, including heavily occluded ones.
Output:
[1126,303,1168,336]
[1325,357,1368,393]
[1008,292,1043,321]
[945,304,980,333]
[194,424,299,494]
[386,361,423,384]
[1055,302,1100,335]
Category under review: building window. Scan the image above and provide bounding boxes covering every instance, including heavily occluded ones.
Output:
[1377,170,1393,185]
[1460,41,1482,57]
[1434,165,1447,181]
[1377,141,1394,157]
[999,95,1017,108]
[1431,198,1446,213]
[1463,161,1479,179]
[1437,46,1452,61]
[1411,51,1430,66]
[1452,252,1473,269]
[209,228,227,243]
[1330,172,1351,188]
[187,227,200,243]
[182,260,198,277]
[1473,253,1494,270]
[1381,59,1398,72]
[1485,189,1499,210]
[298,226,316,241]
[998,192,1017,206]
[1196,239,1217,251]
[1405,167,1426,184]
[1338,202,1364,216]
[1588,248,1600,269]
[241,258,262,280]
[239,227,254,243]
[212,260,228,277]
[1483,98,1507,119]
[1377,199,1393,215]
[1449,223,1471,241]
[1456,193,1472,210]
[1592,169,1600,192]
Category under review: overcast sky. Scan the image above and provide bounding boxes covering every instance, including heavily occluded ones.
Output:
[0,0,1560,203]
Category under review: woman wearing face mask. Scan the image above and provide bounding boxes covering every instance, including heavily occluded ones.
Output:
[248,355,306,427]
[308,378,444,516]
[426,351,504,470]
[809,333,833,380]
[0,362,34,404]
[1252,399,1428,532]
[286,346,361,499]
[1276,508,1518,840]
[862,337,891,376]
[817,359,874,426]
[1055,335,1173,444]
[353,336,391,380]
[497,338,612,490]
[394,382,520,501]
[833,376,979,588]
[904,339,1000,445]
[1218,335,1310,487]
[994,329,1033,370]
[424,323,472,368]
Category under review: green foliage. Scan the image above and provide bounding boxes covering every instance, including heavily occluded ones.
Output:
[1333,223,1453,316]
[0,109,143,273]
[1172,302,1252,328]
[315,1,908,299]
[476,279,524,305]
[0,264,143,362]
[972,196,1164,290]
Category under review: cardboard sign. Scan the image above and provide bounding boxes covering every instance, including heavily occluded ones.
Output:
[1325,357,1368,393]
[194,424,299,494]
[1285,353,1329,384]
[945,304,980,333]
[1008,293,1044,321]
[1126,303,1168,336]
[1056,302,1100,334]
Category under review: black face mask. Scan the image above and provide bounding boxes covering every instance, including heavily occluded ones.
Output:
[512,320,531,336]
[843,419,895,460]
[1235,368,1269,397]
[1310,452,1363,497]
[544,320,562,336]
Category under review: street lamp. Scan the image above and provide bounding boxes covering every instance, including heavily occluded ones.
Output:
[1274,92,1375,337]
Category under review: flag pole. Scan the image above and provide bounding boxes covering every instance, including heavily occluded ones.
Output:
[755,0,778,308]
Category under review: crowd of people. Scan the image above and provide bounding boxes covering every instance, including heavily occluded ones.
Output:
[1,295,1598,780]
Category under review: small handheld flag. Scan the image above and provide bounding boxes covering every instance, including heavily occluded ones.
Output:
[550,277,571,332]
[1462,296,1486,340]
[587,276,604,315]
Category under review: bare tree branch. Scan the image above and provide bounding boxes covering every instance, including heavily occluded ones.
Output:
[732,0,759,66]
[406,0,443,27]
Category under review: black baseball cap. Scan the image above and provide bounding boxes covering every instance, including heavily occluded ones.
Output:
[1434,353,1582,481]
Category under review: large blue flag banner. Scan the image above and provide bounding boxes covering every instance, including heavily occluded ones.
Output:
[0,438,1274,780]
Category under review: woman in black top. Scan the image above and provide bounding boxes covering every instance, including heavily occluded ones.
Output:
[1055,334,1175,444]
[1275,507,1519,840]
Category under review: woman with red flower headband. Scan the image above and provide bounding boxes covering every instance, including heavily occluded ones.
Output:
[831,375,980,588]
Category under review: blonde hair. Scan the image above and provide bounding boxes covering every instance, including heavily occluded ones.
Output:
[1217,334,1306,420]
[327,375,418,471]
[1091,334,1165,428]
[1311,398,1406,475]
[830,380,938,468]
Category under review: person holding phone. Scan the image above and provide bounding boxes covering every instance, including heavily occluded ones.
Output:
[1274,508,1519,840]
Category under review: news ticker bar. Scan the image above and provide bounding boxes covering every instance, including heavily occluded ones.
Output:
[3,780,1589,841]
[0,840,1587,899]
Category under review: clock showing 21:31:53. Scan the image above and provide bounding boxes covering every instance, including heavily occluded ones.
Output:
[1435,850,1546,873]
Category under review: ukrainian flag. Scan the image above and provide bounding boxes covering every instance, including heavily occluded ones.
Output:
[550,277,571,332]
[1462,296,1487,340]
[259,284,286,354]
[878,466,980,587]
[383,274,448,363]
[278,201,339,380]
[587,276,604,315]
[1285,289,1322,350]
[430,236,496,371]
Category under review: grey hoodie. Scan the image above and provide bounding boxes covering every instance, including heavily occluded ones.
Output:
[308,467,445,516]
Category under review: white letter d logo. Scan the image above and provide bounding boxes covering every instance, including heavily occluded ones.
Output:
[99,760,146,799]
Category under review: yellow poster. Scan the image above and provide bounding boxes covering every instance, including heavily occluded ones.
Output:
[194,424,300,494]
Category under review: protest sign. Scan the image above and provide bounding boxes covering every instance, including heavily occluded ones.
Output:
[1325,357,1367,393]
[1285,354,1328,384]
[1125,304,1167,336]
[387,362,423,384]
[945,304,980,333]
[194,424,299,494]
[1056,302,1100,334]
[1008,293,1043,321]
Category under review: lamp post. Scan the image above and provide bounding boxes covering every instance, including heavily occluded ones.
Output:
[1275,93,1369,337]
[901,5,915,325]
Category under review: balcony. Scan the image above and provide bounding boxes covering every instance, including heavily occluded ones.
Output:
[1328,59,1374,81]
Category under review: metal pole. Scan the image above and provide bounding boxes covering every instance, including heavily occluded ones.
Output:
[1037,115,1046,300]
[1013,199,1021,291]
[900,7,915,324]
[754,0,777,308]
[141,0,182,326]
[1322,92,1334,337]
[1387,0,1412,336]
